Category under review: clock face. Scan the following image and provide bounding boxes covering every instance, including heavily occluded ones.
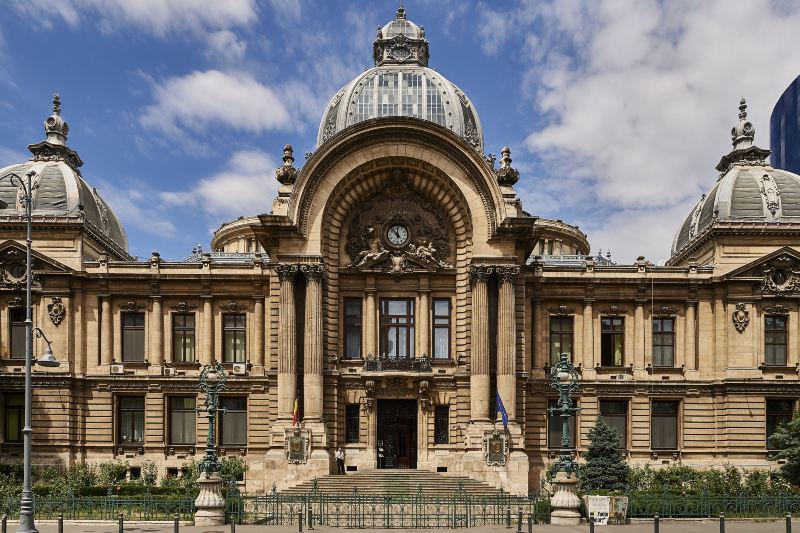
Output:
[386,224,409,246]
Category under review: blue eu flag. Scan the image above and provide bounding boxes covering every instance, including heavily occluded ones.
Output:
[496,393,508,429]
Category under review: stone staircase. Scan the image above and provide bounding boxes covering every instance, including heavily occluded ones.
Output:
[282,470,507,497]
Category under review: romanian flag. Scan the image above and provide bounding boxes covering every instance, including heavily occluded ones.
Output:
[292,398,300,426]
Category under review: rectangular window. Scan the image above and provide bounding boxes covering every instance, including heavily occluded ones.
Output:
[343,298,362,359]
[169,396,196,445]
[432,299,451,359]
[9,308,26,359]
[345,404,360,444]
[117,396,145,445]
[599,400,628,449]
[601,317,624,366]
[172,314,196,363]
[220,397,247,446]
[379,299,415,359]
[4,394,23,442]
[651,400,679,450]
[222,314,246,363]
[122,312,145,362]
[652,317,675,367]
[549,316,574,365]
[767,399,794,449]
[548,399,576,449]
[434,405,450,444]
[765,315,788,366]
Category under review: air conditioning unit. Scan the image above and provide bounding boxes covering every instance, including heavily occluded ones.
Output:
[110,364,125,375]
[611,373,632,381]
[232,363,247,376]
[163,366,177,377]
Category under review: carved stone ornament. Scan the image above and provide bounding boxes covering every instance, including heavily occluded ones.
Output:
[346,170,453,275]
[496,147,520,187]
[463,118,481,152]
[300,264,325,282]
[48,296,66,326]
[284,427,310,464]
[600,305,625,317]
[757,255,800,295]
[170,302,198,313]
[220,301,249,313]
[654,305,677,317]
[483,429,509,467]
[0,248,32,290]
[764,303,790,315]
[120,301,146,312]
[548,305,576,316]
[468,264,492,284]
[758,174,781,216]
[495,266,520,284]
[732,303,750,333]
[7,296,24,307]
[274,145,298,186]
[274,263,299,281]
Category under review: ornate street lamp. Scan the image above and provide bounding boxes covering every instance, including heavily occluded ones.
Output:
[194,361,228,527]
[548,352,582,525]
[0,171,61,533]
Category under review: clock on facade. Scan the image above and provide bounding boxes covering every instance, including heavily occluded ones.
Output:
[386,224,409,246]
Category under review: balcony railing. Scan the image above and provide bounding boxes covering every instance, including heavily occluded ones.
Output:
[363,354,432,372]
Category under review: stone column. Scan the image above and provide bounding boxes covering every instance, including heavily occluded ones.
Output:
[364,277,377,357]
[302,264,324,421]
[634,301,645,369]
[276,264,298,420]
[201,297,213,365]
[469,265,491,422]
[100,296,112,366]
[582,300,594,369]
[252,296,265,367]
[496,266,519,421]
[418,277,430,357]
[685,301,697,370]
[150,297,163,366]
[533,300,544,369]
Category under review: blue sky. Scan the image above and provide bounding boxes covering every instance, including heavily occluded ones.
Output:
[2,0,800,263]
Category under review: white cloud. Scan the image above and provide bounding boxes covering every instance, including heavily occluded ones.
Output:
[140,70,294,137]
[97,179,178,237]
[160,150,278,218]
[205,31,248,63]
[480,0,800,262]
[10,0,257,38]
[266,0,301,23]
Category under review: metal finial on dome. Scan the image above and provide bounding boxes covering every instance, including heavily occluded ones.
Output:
[52,92,61,116]
[738,97,747,120]
[275,144,298,186]
[397,2,406,19]
[43,91,69,145]
[730,96,754,150]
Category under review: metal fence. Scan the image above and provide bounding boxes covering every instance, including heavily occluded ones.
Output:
[0,493,195,521]
[227,487,551,528]
[627,492,800,518]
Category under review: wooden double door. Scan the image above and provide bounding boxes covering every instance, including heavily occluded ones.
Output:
[377,399,417,469]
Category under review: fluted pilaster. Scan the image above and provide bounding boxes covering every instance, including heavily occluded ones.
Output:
[150,297,163,366]
[253,297,265,367]
[685,301,696,370]
[469,265,491,422]
[496,266,519,421]
[100,296,112,366]
[201,297,213,365]
[301,264,324,420]
[276,264,298,419]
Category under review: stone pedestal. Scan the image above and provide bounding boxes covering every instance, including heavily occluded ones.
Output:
[194,472,226,527]
[550,471,582,525]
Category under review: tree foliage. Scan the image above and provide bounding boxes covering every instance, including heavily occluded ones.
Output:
[770,412,800,485]
[580,416,629,492]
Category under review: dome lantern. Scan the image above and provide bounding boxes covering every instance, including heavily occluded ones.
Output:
[373,4,429,67]
[715,97,770,175]
[27,93,84,173]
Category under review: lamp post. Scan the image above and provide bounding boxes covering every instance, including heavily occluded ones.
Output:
[194,361,228,527]
[0,171,61,533]
[548,352,581,525]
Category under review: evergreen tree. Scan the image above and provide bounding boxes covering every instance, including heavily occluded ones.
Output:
[579,417,629,492]
[770,412,800,485]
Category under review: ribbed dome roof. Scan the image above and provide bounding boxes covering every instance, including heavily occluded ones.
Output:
[316,7,483,153]
[672,98,800,256]
[0,94,128,255]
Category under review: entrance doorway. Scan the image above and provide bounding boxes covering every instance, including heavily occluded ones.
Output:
[377,399,417,469]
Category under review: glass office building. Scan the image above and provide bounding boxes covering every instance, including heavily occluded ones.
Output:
[771,74,800,173]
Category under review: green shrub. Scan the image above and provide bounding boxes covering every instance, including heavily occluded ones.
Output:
[97,461,128,485]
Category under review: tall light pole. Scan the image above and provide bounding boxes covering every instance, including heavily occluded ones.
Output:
[548,352,582,525]
[194,361,228,527]
[0,171,60,533]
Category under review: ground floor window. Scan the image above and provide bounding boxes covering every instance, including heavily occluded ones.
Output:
[599,400,628,449]
[434,405,449,444]
[3,394,23,442]
[220,397,247,446]
[345,404,360,443]
[651,400,679,450]
[169,396,196,445]
[117,396,144,445]
[548,399,576,449]
[767,399,794,449]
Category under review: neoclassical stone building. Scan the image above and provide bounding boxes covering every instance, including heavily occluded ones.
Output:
[2,8,800,495]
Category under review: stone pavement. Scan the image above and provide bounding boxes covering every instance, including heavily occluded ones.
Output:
[25,519,800,533]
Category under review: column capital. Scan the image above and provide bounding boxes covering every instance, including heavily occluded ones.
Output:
[300,263,325,282]
[275,263,299,281]
[468,264,493,284]
[495,265,520,284]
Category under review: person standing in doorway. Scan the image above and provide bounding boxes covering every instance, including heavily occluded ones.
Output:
[336,447,346,475]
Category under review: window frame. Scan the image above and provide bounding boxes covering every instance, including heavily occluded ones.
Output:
[116,396,145,445]
[219,396,247,447]
[9,307,26,360]
[168,396,196,446]
[600,317,625,367]
[766,398,794,450]
[3,393,23,443]
[345,404,360,444]
[343,298,362,360]
[650,400,679,450]
[432,298,451,359]
[434,405,450,445]
[379,298,415,359]
[651,317,676,367]
[222,313,247,363]
[599,399,628,450]
[549,315,574,366]
[172,313,196,363]
[121,312,146,362]
[547,398,576,449]
[764,315,788,367]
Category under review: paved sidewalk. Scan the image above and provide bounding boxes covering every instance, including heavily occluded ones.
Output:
[25,519,800,533]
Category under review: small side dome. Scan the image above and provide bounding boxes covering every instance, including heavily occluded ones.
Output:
[671,98,800,256]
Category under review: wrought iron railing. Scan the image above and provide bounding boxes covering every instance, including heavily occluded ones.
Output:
[0,493,195,521]
[227,487,550,528]
[627,491,800,518]
[363,355,432,372]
